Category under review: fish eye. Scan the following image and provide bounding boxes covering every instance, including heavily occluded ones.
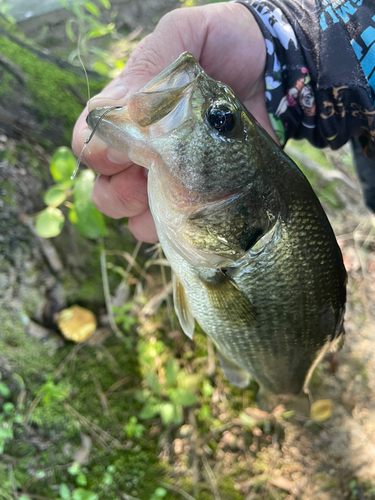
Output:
[206,102,235,134]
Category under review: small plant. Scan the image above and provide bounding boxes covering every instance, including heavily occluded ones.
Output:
[124,416,146,438]
[59,0,116,73]
[136,343,200,425]
[0,375,23,454]
[58,483,99,500]
[33,147,106,239]
[0,401,23,454]
[349,479,360,500]
[36,376,70,405]
[149,487,167,500]
[113,303,137,332]
[58,463,116,499]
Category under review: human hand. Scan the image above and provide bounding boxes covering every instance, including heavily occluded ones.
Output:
[72,2,273,243]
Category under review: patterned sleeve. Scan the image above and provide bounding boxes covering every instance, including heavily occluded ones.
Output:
[237,0,375,159]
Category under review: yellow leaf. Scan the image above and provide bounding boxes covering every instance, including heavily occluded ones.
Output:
[310,399,333,422]
[57,305,97,343]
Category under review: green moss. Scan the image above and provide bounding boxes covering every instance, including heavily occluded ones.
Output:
[0,309,57,380]
[0,36,105,144]
[0,465,13,499]
[0,179,16,206]
[218,476,245,500]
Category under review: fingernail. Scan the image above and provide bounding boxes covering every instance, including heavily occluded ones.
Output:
[80,128,92,144]
[107,147,126,164]
[91,84,128,103]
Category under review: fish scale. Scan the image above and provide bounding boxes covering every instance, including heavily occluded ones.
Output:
[87,52,346,397]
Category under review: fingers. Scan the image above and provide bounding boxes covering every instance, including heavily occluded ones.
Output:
[71,7,210,242]
[72,8,209,160]
[128,209,159,243]
[71,3,270,243]
[91,165,148,219]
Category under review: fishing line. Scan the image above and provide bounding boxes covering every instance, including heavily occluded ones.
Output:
[77,29,91,112]
[71,105,123,180]
[72,23,123,179]
[71,23,123,179]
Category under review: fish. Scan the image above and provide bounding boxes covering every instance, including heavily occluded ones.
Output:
[86,52,347,398]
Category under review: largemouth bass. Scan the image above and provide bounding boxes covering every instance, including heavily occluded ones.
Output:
[87,52,347,397]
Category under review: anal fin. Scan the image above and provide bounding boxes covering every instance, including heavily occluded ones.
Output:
[217,350,251,388]
[173,273,195,339]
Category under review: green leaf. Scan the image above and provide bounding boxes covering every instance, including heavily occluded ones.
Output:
[0,382,10,398]
[92,61,110,75]
[2,403,15,415]
[169,388,197,406]
[153,488,167,498]
[66,18,76,42]
[83,2,101,16]
[134,389,150,403]
[76,473,87,486]
[96,0,110,8]
[68,206,78,225]
[102,472,113,485]
[165,359,179,388]
[59,484,71,500]
[176,371,200,390]
[159,402,176,425]
[201,380,213,398]
[197,404,211,423]
[87,22,115,39]
[139,401,160,420]
[0,425,13,440]
[146,372,162,395]
[72,489,99,500]
[50,147,76,185]
[68,462,80,476]
[44,185,68,207]
[35,208,64,238]
[72,170,106,238]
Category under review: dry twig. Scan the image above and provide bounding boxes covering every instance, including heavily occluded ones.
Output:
[160,482,197,500]
[101,249,124,339]
[64,403,123,451]
[202,456,221,500]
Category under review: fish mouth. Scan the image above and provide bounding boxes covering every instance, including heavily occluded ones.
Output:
[86,52,203,167]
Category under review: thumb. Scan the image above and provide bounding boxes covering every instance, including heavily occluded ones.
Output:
[72,8,207,156]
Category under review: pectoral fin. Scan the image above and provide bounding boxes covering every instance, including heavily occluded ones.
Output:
[217,350,251,388]
[173,274,195,339]
[200,273,256,326]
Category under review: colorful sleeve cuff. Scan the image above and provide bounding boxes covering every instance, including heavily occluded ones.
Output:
[237,0,375,159]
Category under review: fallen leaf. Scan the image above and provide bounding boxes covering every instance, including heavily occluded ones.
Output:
[57,305,97,342]
[310,399,333,422]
